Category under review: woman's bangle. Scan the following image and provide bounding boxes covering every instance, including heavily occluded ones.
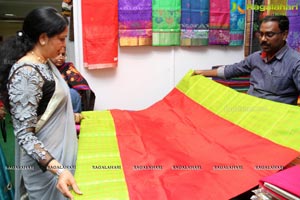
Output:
[56,168,65,177]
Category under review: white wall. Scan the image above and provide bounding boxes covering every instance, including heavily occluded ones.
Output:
[72,2,245,111]
[71,46,244,111]
[0,3,246,111]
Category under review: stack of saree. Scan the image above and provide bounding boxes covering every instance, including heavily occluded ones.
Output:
[259,165,300,199]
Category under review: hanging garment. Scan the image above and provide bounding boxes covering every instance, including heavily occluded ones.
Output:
[180,0,210,46]
[229,0,246,46]
[152,0,181,46]
[81,0,118,69]
[118,0,152,46]
[208,0,230,45]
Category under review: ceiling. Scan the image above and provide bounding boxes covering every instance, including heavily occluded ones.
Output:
[0,0,61,21]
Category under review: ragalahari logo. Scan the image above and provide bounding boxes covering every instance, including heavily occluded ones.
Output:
[246,4,298,11]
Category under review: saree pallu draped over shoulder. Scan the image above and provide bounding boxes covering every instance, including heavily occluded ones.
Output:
[14,63,78,200]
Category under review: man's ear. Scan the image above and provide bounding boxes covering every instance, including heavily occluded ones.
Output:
[39,33,49,46]
[282,30,288,41]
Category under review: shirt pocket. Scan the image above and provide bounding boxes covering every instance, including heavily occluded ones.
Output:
[269,73,291,94]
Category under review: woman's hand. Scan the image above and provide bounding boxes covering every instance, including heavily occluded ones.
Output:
[56,169,82,200]
[74,113,84,124]
[48,159,82,199]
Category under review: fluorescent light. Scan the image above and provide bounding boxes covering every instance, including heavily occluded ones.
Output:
[4,14,16,17]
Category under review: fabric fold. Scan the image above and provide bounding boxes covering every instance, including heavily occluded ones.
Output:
[74,71,300,199]
[112,87,298,199]
[178,71,300,151]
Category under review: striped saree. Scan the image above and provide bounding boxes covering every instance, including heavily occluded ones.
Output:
[74,71,300,199]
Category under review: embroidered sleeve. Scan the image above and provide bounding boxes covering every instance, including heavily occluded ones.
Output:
[8,65,54,171]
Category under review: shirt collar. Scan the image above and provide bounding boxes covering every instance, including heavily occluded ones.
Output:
[260,43,288,63]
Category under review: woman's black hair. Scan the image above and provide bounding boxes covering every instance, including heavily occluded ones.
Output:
[0,7,68,107]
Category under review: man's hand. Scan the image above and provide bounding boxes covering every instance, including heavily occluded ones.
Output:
[192,70,204,76]
[191,69,218,77]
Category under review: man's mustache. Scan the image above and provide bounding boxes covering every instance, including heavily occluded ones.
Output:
[260,41,269,46]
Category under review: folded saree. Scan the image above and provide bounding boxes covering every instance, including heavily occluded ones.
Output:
[260,166,300,199]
